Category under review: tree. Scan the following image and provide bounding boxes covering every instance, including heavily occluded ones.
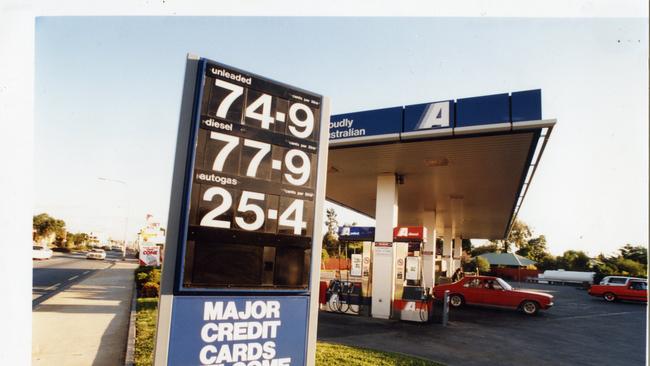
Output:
[619,244,647,265]
[67,232,90,249]
[536,253,558,271]
[33,213,66,246]
[499,219,532,253]
[322,208,340,257]
[463,256,491,273]
[471,243,500,257]
[557,250,591,271]
[615,257,645,277]
[325,208,338,236]
[516,235,549,263]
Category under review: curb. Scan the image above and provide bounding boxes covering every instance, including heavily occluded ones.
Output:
[125,281,137,366]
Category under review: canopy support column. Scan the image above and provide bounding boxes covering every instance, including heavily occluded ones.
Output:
[371,173,399,319]
[453,235,462,274]
[442,226,455,277]
[422,211,437,291]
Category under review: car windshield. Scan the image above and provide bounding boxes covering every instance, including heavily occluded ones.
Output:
[496,278,513,291]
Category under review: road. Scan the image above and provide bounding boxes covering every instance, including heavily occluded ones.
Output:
[32,251,124,307]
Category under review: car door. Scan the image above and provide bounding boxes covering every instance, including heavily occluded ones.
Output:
[461,278,486,304]
[624,282,647,301]
[480,279,514,307]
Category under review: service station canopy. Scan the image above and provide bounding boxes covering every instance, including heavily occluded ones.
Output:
[325,90,555,240]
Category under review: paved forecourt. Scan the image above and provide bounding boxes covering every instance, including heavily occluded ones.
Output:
[317,283,647,366]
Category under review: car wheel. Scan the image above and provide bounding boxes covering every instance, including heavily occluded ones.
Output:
[449,294,464,308]
[603,292,617,302]
[521,300,539,315]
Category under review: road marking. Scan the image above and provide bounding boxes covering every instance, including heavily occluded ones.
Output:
[44,283,61,291]
[552,311,643,321]
[83,271,90,274]
[69,275,79,281]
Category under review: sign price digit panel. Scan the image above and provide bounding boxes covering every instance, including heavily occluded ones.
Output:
[157,56,329,366]
[180,59,323,291]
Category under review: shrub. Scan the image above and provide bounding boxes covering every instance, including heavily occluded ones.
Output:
[135,266,162,295]
[141,282,160,298]
[148,268,161,286]
[136,272,149,289]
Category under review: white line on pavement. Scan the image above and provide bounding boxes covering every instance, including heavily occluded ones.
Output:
[83,271,90,274]
[553,311,644,321]
[44,283,61,291]
[69,275,79,281]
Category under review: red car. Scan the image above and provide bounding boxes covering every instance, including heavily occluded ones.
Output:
[588,280,648,303]
[433,275,554,315]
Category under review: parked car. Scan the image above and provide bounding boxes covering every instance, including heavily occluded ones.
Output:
[433,275,554,315]
[599,276,645,286]
[588,280,647,303]
[32,246,53,260]
[86,249,107,260]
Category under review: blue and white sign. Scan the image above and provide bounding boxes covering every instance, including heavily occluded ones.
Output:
[168,296,309,366]
[330,89,542,145]
[338,226,375,242]
[329,106,402,143]
[403,100,454,132]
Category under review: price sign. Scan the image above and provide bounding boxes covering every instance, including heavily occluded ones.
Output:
[178,58,325,291]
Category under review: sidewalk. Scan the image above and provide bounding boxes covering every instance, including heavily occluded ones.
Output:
[32,260,139,366]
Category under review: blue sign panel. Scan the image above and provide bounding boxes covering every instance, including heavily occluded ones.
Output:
[168,295,309,366]
[511,89,542,122]
[331,89,542,143]
[403,100,454,133]
[329,106,402,141]
[456,93,510,127]
[338,226,375,242]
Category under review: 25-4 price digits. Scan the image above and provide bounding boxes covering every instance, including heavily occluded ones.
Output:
[199,187,308,235]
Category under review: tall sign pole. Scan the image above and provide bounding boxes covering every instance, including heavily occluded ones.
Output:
[154,54,329,366]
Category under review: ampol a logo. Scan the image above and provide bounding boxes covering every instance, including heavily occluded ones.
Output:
[416,101,450,129]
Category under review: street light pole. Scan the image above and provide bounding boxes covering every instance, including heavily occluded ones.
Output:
[98,177,128,261]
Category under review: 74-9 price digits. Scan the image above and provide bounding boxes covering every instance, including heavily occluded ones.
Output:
[209,78,317,140]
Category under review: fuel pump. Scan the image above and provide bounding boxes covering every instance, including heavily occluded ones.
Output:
[391,226,433,322]
[320,226,374,316]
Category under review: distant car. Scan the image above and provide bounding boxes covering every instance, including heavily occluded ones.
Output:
[588,280,647,303]
[32,246,53,260]
[599,276,645,286]
[86,249,107,260]
[433,275,554,315]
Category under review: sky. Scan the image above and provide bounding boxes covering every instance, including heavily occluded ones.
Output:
[34,16,647,256]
